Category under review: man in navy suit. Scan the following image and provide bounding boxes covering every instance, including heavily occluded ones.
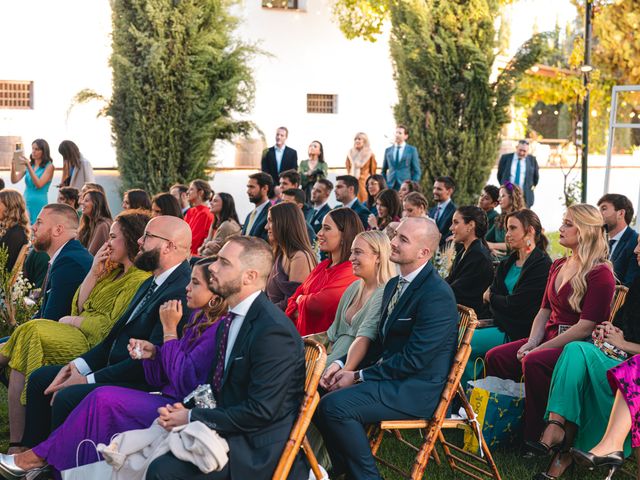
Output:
[282,188,317,243]
[315,217,458,479]
[261,127,298,186]
[31,204,93,320]
[334,175,371,229]
[599,193,640,286]
[381,125,421,190]
[21,216,193,449]
[309,179,333,234]
[241,172,273,242]
[497,139,539,207]
[428,176,457,248]
[146,236,307,480]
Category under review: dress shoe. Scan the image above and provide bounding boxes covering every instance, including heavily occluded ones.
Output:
[0,453,28,480]
[570,448,624,469]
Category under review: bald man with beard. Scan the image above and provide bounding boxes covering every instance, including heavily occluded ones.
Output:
[21,216,194,449]
[315,217,459,480]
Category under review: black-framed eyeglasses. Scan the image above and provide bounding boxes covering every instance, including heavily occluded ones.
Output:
[142,231,173,243]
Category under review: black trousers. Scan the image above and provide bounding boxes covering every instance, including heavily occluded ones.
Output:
[314,381,414,480]
[146,453,230,480]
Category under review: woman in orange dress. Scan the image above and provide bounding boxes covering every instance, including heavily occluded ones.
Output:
[346,132,377,203]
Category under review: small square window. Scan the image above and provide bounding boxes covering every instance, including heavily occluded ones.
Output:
[262,0,298,9]
[307,94,337,114]
[0,81,33,109]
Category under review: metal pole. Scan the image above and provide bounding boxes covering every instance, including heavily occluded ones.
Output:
[603,87,618,194]
[581,0,592,203]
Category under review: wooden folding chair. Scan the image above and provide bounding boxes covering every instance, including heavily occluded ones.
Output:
[273,338,327,480]
[609,284,629,323]
[369,305,501,480]
[8,243,29,288]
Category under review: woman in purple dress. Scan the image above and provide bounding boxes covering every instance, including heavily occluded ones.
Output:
[1,258,225,475]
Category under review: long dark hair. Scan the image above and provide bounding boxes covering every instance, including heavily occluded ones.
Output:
[326,207,365,264]
[495,182,525,229]
[58,140,81,169]
[152,192,183,218]
[269,202,317,266]
[30,138,53,167]
[78,189,113,247]
[213,192,240,228]
[375,188,402,229]
[311,140,325,163]
[190,257,227,341]
[365,174,388,210]
[505,209,549,252]
[455,205,489,250]
[124,189,152,210]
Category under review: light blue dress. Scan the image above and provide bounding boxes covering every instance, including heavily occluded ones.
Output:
[24,164,51,223]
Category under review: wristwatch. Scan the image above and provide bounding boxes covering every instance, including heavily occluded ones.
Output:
[354,370,363,383]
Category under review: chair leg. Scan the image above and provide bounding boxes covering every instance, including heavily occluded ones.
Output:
[370,428,385,455]
[409,425,439,480]
[302,436,324,480]
[438,430,457,472]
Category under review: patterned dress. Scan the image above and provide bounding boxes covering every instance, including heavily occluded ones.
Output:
[608,355,640,448]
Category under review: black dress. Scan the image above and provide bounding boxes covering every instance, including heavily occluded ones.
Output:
[0,224,28,272]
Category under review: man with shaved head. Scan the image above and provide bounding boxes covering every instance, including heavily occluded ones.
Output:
[146,236,308,480]
[316,217,459,479]
[31,203,93,320]
[21,216,193,450]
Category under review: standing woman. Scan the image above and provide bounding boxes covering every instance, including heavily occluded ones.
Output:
[184,179,214,255]
[364,174,387,215]
[486,182,526,259]
[346,133,377,203]
[11,139,55,223]
[368,189,402,232]
[266,202,317,310]
[286,208,364,336]
[0,190,30,272]
[58,140,95,190]
[78,190,113,255]
[299,141,328,202]
[199,193,241,257]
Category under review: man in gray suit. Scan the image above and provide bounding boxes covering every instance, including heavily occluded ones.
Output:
[381,125,421,190]
[497,139,539,207]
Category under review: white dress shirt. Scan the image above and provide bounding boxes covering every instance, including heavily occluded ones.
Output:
[275,146,285,173]
[509,153,527,188]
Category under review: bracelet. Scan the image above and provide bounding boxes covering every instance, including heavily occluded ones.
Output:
[163,334,177,339]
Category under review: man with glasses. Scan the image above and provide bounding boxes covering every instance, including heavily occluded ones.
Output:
[19,216,193,452]
[497,139,539,207]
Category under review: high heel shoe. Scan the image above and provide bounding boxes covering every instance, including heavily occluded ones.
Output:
[525,419,566,457]
[570,448,624,470]
[0,454,49,480]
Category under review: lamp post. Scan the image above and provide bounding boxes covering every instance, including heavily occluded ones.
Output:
[580,0,593,203]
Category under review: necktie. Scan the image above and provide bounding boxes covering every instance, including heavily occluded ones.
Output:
[514,159,522,186]
[212,312,237,393]
[386,278,409,317]
[608,239,617,257]
[126,280,158,324]
[434,205,442,223]
[395,146,400,164]
[35,261,53,313]
[245,209,258,234]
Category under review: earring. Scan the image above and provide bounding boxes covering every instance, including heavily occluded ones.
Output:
[526,239,532,247]
[208,298,217,309]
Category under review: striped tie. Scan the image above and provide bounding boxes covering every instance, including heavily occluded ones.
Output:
[386,279,409,317]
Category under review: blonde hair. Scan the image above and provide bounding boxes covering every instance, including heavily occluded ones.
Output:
[351,230,395,304]
[566,203,612,312]
[0,189,30,238]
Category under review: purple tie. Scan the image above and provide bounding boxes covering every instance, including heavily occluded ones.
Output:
[211,312,236,393]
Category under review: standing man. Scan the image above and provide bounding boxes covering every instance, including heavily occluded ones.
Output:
[334,175,371,229]
[309,179,333,234]
[598,193,640,286]
[146,236,307,480]
[241,172,272,242]
[428,176,457,247]
[169,184,190,216]
[497,139,539,207]
[315,217,458,480]
[381,125,421,190]
[261,127,298,187]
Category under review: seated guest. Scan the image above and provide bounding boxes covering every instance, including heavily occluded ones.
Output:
[198,193,241,257]
[32,204,93,321]
[144,236,308,479]
[78,189,113,255]
[0,258,225,476]
[80,182,105,197]
[0,189,30,272]
[0,210,151,452]
[402,191,428,218]
[598,193,640,286]
[446,206,493,318]
[241,172,273,241]
[486,204,616,443]
[266,202,317,310]
[184,179,214,255]
[478,184,500,227]
[20,216,192,449]
[169,183,190,216]
[320,230,395,385]
[398,179,422,202]
[309,179,333,234]
[368,188,402,233]
[279,168,301,191]
[122,188,152,211]
[281,187,316,242]
[486,182,525,259]
[286,208,363,336]
[526,234,640,479]
[365,174,388,216]
[334,175,371,229]
[467,209,552,385]
[151,192,183,219]
[429,176,457,247]
[56,187,80,213]
[315,217,459,479]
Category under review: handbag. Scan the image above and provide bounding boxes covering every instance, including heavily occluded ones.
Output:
[60,439,112,480]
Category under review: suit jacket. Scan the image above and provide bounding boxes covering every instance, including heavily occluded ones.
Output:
[310,204,331,234]
[261,146,298,186]
[611,227,640,287]
[351,262,458,418]
[497,153,539,207]
[241,202,271,241]
[80,260,191,384]
[342,199,371,229]
[191,292,307,479]
[428,201,456,247]
[38,239,93,320]
[381,143,421,188]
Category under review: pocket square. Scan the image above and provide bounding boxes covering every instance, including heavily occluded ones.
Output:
[397,318,412,322]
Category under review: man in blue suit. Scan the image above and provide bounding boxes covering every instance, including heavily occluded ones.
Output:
[334,175,371,229]
[497,139,539,207]
[261,127,298,187]
[381,125,421,190]
[316,217,459,480]
[428,176,457,248]
[599,193,640,286]
[31,204,93,320]
[241,172,273,242]
[309,179,333,234]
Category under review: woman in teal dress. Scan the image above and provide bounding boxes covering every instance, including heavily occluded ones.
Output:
[11,139,55,223]
[299,140,328,202]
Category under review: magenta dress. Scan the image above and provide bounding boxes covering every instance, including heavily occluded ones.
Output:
[608,355,640,448]
[32,310,218,472]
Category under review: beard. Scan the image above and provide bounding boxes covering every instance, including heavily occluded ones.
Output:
[209,276,242,300]
[33,232,52,252]
[134,247,161,272]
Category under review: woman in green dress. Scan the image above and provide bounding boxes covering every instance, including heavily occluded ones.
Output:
[486,182,525,261]
[0,209,152,452]
[299,140,328,203]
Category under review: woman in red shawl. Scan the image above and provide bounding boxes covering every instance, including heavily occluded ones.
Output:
[286,207,364,335]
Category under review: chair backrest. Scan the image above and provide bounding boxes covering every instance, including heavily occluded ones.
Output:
[8,243,29,288]
[609,285,629,323]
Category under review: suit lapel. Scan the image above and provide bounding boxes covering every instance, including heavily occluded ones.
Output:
[220,301,258,387]
[381,264,432,338]
[378,277,398,339]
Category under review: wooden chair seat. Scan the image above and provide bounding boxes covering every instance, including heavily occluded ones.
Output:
[610,285,629,323]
